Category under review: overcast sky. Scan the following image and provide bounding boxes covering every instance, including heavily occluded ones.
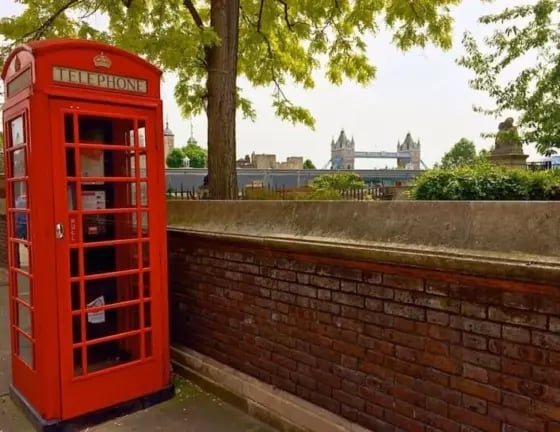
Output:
[2,0,540,167]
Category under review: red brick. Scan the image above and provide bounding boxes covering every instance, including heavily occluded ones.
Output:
[384,302,425,321]
[394,289,415,304]
[356,410,394,432]
[391,384,426,407]
[462,394,487,414]
[463,363,488,383]
[533,331,560,351]
[427,310,450,326]
[310,275,339,290]
[365,297,383,311]
[383,273,424,292]
[429,324,461,343]
[420,352,461,374]
[363,271,383,284]
[448,405,500,432]
[385,409,425,432]
[488,404,545,432]
[333,292,364,308]
[333,339,364,358]
[359,334,395,355]
[462,333,487,350]
[534,401,560,421]
[450,376,501,402]
[357,283,394,299]
[425,280,449,296]
[415,294,460,313]
[333,389,364,411]
[340,280,357,293]
[384,328,426,350]
[502,391,533,411]
[501,357,531,378]
[461,302,487,319]
[425,396,448,416]
[360,386,394,409]
[450,346,501,370]
[450,316,501,337]
[488,307,547,330]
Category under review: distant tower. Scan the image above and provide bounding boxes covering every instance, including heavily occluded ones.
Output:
[397,132,421,169]
[187,120,197,146]
[164,117,175,167]
[330,129,355,170]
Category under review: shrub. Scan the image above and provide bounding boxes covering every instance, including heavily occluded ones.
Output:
[411,163,560,200]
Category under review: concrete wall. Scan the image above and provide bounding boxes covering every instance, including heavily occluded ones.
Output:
[168,200,560,432]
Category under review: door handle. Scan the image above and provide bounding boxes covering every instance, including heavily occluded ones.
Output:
[55,223,64,239]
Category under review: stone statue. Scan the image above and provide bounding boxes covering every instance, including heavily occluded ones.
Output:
[494,117,522,154]
[488,117,527,169]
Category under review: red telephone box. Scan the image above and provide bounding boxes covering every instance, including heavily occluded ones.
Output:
[1,39,173,429]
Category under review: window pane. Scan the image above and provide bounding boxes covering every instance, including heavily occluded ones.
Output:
[10,116,25,147]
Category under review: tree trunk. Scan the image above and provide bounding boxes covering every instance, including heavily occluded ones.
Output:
[206,0,240,199]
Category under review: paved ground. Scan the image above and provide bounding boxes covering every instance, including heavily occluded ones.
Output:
[0,268,11,397]
[0,376,277,432]
[0,268,276,432]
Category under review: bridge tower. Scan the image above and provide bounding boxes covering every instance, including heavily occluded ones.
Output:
[397,132,421,170]
[331,129,355,169]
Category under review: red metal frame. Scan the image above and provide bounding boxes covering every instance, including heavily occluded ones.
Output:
[1,39,170,422]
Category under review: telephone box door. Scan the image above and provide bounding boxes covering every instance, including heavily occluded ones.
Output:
[49,99,165,418]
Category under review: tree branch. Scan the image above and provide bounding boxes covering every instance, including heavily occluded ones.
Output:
[276,0,293,30]
[257,0,265,32]
[20,0,82,41]
[183,0,204,29]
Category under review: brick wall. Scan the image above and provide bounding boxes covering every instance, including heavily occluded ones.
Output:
[169,231,560,432]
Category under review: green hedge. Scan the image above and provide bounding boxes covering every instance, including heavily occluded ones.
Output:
[411,164,560,200]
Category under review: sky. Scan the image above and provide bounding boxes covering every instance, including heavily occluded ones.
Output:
[1,0,541,168]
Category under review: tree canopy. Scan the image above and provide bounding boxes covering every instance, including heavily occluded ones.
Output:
[166,148,186,168]
[439,138,487,169]
[166,142,208,168]
[303,159,315,169]
[0,0,461,198]
[458,0,560,156]
[311,172,365,191]
[182,142,208,168]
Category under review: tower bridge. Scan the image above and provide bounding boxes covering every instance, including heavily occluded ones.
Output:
[325,129,427,170]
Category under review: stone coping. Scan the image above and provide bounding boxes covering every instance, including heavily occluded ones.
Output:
[167,200,560,286]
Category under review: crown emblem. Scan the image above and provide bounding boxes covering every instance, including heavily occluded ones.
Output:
[93,52,111,69]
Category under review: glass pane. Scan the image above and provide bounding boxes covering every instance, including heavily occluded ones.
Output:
[84,333,141,374]
[11,243,31,272]
[141,242,149,269]
[82,212,139,242]
[78,148,137,180]
[10,181,27,207]
[143,301,151,328]
[126,121,146,147]
[71,272,142,311]
[130,153,148,178]
[17,332,33,368]
[15,273,31,304]
[77,115,133,146]
[130,182,148,207]
[132,212,149,237]
[11,148,26,177]
[81,243,140,275]
[17,302,32,335]
[142,272,151,298]
[73,183,147,210]
[10,116,25,147]
[145,331,152,358]
[84,304,141,341]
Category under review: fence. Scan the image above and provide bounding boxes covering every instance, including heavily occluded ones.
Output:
[166,184,396,201]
